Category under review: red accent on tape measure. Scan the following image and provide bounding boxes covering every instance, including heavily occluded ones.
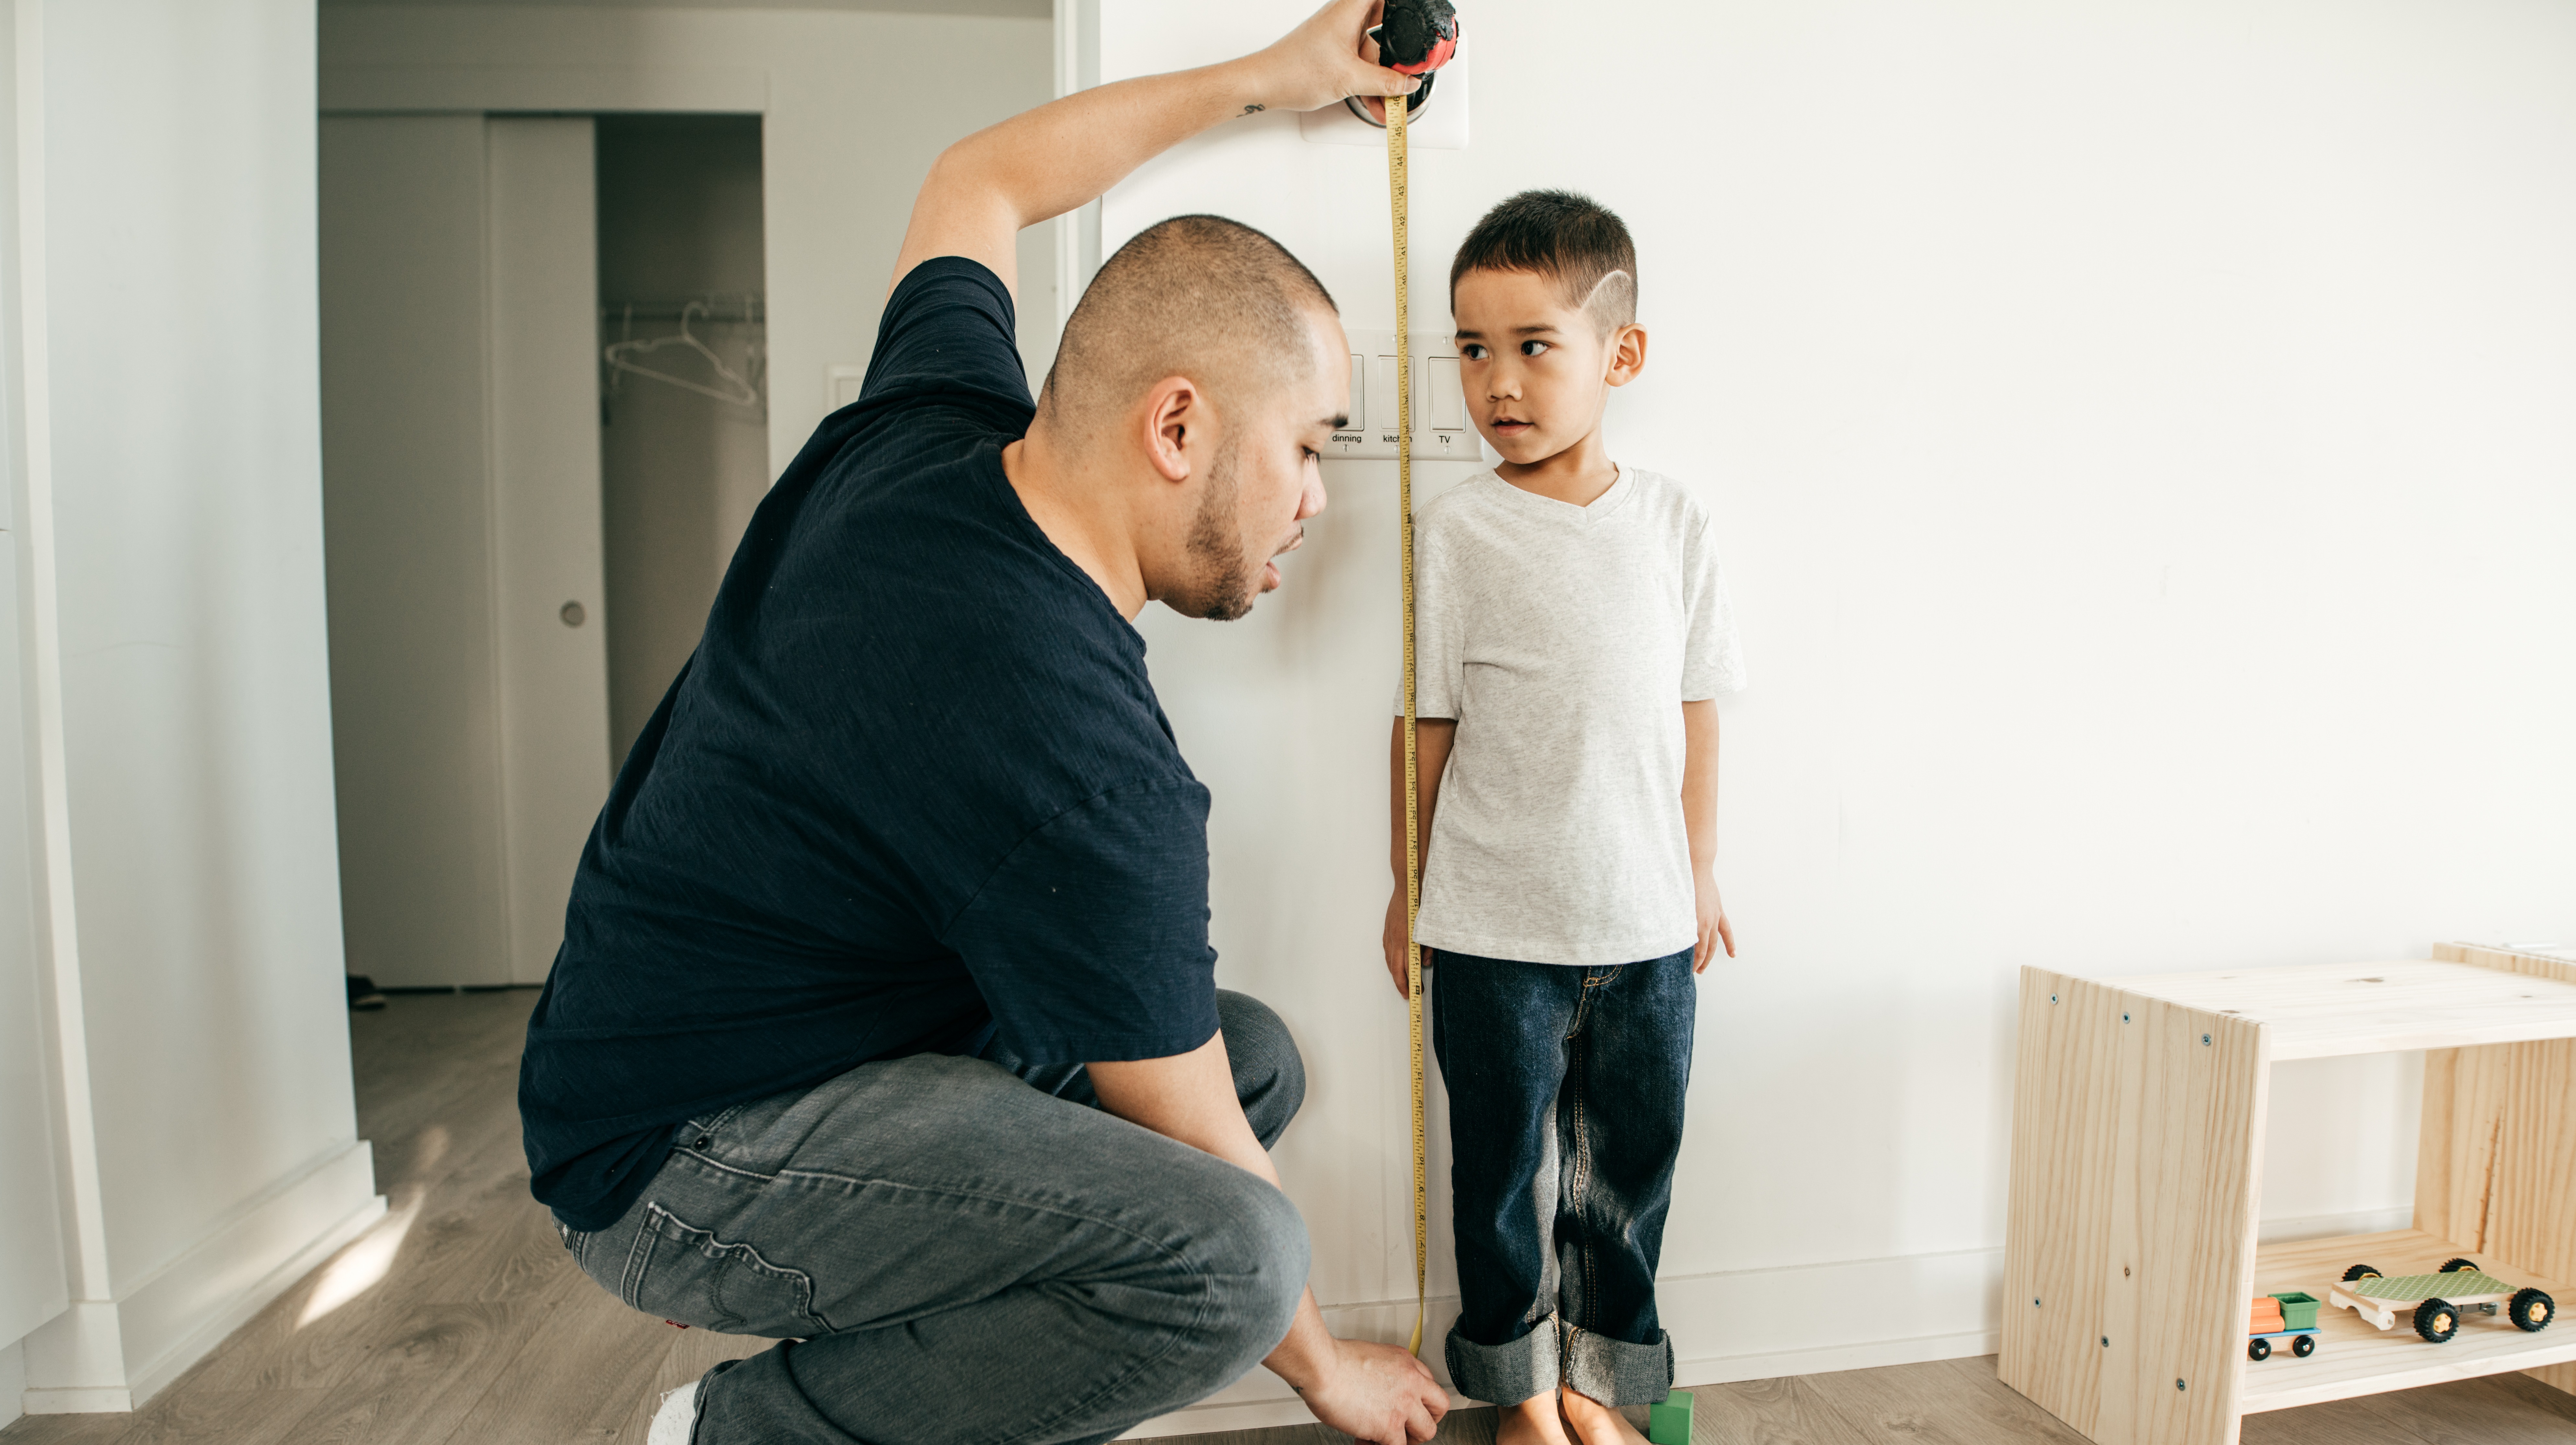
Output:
[1388,29,1457,76]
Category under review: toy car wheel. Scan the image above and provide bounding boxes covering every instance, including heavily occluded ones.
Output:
[2414,1299,2460,1343]
[2247,1337,2271,1362]
[2291,1333,2316,1357]
[2510,1288,2554,1333]
[2342,1263,2382,1282]
[2439,1257,2479,1273]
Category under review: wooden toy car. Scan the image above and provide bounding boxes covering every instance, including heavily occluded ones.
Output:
[2329,1258,2556,1343]
[2247,1291,2322,1361]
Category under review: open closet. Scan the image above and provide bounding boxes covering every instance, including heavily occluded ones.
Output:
[318,113,768,989]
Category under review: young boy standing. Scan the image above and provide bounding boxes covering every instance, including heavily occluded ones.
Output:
[1382,191,1744,1445]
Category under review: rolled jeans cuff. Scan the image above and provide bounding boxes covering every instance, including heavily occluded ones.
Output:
[1563,1326,1672,1407]
[1444,1317,1560,1405]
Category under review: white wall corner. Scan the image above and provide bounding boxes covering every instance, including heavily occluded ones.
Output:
[1051,0,1101,336]
[18,1298,124,1414]
[0,1336,26,1431]
[21,1142,381,1415]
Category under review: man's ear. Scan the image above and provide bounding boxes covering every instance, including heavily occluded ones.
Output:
[1141,376,1201,483]
[1605,324,1649,388]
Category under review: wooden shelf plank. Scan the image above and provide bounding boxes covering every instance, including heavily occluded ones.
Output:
[2102,961,2576,1061]
[2001,968,2268,1445]
[2239,1229,2576,1414]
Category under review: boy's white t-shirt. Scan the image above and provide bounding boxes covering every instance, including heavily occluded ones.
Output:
[1403,466,1745,967]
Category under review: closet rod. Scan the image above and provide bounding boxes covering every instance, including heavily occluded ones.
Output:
[601,296,765,324]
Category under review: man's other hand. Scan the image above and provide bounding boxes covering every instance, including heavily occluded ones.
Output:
[1296,1337,1447,1445]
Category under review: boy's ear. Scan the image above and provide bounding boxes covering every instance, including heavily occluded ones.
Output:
[1604,323,1648,388]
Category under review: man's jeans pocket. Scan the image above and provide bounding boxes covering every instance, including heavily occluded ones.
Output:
[612,1203,836,1337]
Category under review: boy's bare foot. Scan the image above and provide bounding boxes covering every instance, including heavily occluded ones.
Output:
[1558,1388,1653,1445]
[1497,1393,1576,1445]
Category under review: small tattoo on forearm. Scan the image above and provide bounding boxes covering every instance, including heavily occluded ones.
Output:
[1240,103,1266,115]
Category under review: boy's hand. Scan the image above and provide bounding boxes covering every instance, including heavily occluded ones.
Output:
[1244,0,1425,116]
[1381,888,1419,1000]
[1693,871,1734,973]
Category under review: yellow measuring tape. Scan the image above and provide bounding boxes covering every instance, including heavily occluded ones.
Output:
[1386,90,1429,1362]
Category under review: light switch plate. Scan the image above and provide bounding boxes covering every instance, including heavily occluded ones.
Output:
[827,363,867,410]
[1327,330,1482,461]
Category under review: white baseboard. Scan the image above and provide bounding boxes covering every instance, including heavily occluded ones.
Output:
[2255,1206,2414,1245]
[23,1140,382,1414]
[21,1379,131,1415]
[1124,1390,1475,1439]
[1122,1202,2421,1438]
[1122,1246,2010,1438]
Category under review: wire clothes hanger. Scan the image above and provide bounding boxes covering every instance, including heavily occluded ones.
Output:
[603,298,764,409]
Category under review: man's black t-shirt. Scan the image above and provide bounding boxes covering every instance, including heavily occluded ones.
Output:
[520,258,1219,1231]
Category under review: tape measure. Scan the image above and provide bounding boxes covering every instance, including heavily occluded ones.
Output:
[1373,0,1457,1364]
[1386,85,1428,1361]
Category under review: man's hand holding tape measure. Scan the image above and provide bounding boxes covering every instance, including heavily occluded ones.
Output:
[891,0,1421,300]
[1256,0,1438,115]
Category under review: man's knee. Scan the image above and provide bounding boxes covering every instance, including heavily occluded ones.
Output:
[1188,1164,1311,1370]
[1215,990,1305,1149]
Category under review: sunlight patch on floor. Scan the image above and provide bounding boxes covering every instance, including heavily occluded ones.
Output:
[299,1185,424,1328]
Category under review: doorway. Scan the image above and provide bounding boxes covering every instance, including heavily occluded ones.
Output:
[317,112,768,990]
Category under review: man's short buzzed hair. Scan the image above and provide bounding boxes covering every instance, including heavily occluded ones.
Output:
[1449,189,1637,335]
[1040,214,1337,439]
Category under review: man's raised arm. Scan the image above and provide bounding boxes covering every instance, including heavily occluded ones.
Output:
[889,0,1418,299]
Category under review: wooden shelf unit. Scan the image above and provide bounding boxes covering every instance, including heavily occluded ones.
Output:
[1999,942,2576,1445]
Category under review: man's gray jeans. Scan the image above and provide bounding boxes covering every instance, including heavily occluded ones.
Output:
[558,991,1310,1445]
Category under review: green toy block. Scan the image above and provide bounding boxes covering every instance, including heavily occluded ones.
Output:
[1647,1389,1693,1445]
[2270,1291,2321,1331]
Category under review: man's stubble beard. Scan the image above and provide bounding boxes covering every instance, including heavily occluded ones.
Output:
[1175,435,1260,622]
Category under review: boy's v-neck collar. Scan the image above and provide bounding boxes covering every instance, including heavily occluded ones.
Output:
[1484,464,1636,524]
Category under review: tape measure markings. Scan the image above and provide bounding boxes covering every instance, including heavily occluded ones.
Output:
[1387,91,1430,1363]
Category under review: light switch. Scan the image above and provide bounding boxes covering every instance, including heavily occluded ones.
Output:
[1370,355,1400,444]
[827,363,867,409]
[1427,357,1465,431]
[1320,330,1484,460]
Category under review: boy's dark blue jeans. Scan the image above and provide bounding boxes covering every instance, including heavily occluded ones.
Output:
[1432,946,1694,1408]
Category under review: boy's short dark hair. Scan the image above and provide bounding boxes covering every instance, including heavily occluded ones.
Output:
[1449,189,1637,333]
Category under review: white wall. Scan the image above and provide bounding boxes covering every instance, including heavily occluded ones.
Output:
[8,0,382,1414]
[319,5,1059,484]
[1093,0,2576,1422]
[0,0,69,1384]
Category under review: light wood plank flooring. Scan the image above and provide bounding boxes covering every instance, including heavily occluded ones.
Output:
[7,991,2573,1444]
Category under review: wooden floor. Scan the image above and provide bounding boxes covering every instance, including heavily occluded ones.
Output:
[8,992,2574,1444]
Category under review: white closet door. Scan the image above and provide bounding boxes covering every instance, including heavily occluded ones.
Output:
[320,116,610,989]
[487,119,611,986]
[319,115,512,989]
